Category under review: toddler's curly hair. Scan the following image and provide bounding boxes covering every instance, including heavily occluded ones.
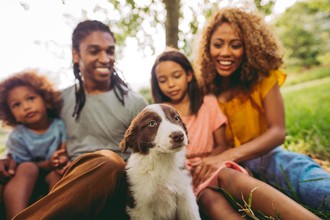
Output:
[0,70,62,127]
[195,7,283,95]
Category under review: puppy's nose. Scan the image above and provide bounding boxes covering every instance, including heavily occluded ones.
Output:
[170,131,184,143]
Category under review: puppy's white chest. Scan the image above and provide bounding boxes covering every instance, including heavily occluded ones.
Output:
[127,171,179,219]
[121,104,201,220]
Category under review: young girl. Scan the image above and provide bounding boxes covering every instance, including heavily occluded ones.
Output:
[195,7,330,213]
[151,47,228,163]
[150,48,319,219]
[0,70,68,219]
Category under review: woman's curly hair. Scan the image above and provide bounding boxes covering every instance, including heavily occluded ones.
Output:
[195,7,283,95]
[0,70,62,127]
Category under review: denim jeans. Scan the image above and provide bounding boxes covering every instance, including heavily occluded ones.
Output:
[242,146,330,211]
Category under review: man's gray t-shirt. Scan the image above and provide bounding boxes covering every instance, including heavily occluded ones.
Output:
[61,86,148,161]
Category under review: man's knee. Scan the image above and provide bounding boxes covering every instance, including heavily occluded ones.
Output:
[97,150,126,167]
[69,150,126,175]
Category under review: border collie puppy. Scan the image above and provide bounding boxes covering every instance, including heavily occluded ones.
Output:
[120,104,201,220]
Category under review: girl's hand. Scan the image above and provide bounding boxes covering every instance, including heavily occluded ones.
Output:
[192,154,227,188]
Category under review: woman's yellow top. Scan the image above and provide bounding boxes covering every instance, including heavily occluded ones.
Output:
[218,70,286,148]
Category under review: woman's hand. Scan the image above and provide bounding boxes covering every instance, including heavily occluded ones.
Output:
[191,155,220,188]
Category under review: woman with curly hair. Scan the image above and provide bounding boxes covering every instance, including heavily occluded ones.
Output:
[151,48,319,219]
[0,70,68,219]
[194,7,330,213]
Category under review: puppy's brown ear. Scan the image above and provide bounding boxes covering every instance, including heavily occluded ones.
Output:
[120,123,135,153]
[119,139,128,153]
[175,111,188,137]
[120,107,147,153]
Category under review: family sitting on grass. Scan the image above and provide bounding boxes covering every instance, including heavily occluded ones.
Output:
[0,7,329,220]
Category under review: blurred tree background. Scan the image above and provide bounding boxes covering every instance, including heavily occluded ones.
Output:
[61,0,330,69]
[276,0,330,69]
[80,0,329,102]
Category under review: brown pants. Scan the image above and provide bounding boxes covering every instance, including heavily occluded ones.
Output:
[13,150,129,220]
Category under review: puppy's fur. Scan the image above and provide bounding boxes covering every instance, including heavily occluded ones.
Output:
[120,104,201,220]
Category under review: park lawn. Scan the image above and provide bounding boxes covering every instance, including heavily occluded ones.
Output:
[284,65,330,86]
[282,80,330,162]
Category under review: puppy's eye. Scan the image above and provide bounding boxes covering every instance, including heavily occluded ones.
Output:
[148,121,158,127]
[174,115,180,122]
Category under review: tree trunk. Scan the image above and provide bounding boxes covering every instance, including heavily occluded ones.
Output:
[163,0,180,48]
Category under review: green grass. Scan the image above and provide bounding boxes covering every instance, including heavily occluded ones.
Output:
[284,65,330,87]
[282,75,330,161]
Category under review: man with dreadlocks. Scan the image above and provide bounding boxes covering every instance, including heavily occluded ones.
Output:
[8,20,148,219]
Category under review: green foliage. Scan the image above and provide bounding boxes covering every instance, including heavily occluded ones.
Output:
[138,87,153,104]
[254,0,276,15]
[308,0,330,13]
[284,27,320,67]
[275,0,330,68]
[62,0,165,56]
[107,0,163,55]
[62,0,330,71]
[318,52,330,66]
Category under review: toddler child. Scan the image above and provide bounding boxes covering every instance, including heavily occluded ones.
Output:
[0,70,68,219]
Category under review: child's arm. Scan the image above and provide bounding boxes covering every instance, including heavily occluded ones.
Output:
[36,143,69,172]
[191,125,229,187]
[0,154,17,183]
[210,125,228,156]
[51,142,71,175]
[52,142,67,167]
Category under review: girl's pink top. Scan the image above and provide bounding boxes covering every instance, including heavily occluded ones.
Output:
[182,94,227,158]
[182,94,248,196]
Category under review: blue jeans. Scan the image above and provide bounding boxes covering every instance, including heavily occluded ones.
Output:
[242,146,330,211]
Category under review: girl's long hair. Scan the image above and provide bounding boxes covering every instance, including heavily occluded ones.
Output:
[151,48,203,115]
